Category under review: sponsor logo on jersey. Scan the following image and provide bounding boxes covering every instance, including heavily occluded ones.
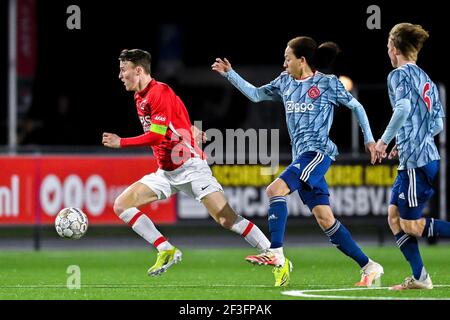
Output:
[308,86,320,99]
[139,115,151,131]
[286,101,314,113]
[154,115,166,122]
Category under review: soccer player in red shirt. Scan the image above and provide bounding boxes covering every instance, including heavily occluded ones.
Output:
[102,49,270,277]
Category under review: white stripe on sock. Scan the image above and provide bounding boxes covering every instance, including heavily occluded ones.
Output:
[325,220,341,237]
[231,216,270,251]
[429,218,434,237]
[119,207,170,250]
[397,234,411,248]
[118,207,139,224]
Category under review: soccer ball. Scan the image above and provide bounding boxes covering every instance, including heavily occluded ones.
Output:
[55,207,88,239]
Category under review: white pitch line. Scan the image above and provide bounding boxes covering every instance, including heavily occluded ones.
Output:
[0,284,273,289]
[282,285,450,300]
[0,283,357,289]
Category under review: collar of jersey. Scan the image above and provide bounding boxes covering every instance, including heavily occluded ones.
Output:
[294,71,317,83]
[136,78,156,97]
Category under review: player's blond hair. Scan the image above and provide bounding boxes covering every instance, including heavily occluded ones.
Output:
[389,23,429,61]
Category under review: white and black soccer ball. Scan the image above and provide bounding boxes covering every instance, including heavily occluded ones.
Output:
[55,207,88,239]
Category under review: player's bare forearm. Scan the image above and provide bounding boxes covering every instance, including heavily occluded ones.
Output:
[102,132,121,148]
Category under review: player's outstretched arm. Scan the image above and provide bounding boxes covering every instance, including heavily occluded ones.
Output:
[380,99,411,146]
[336,78,375,151]
[102,132,121,148]
[211,57,281,103]
[345,100,376,146]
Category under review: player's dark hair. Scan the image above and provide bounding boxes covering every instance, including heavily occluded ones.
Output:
[119,49,152,74]
[314,42,341,71]
[288,36,317,65]
[389,23,429,61]
[288,37,340,72]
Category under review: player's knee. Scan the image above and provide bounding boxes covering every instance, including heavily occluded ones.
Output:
[113,198,126,216]
[387,205,401,232]
[317,215,334,230]
[266,185,282,198]
[312,206,335,230]
[387,216,395,232]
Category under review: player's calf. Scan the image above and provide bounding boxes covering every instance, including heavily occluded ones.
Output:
[230,215,270,251]
[207,201,270,251]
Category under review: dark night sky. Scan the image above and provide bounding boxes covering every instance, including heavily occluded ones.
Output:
[1,0,449,149]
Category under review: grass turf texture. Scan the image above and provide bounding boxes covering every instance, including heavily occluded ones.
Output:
[0,246,449,300]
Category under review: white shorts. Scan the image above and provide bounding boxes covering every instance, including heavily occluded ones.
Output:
[138,157,223,202]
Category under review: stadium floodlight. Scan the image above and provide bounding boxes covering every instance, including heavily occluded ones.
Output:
[339,76,360,156]
[339,75,354,92]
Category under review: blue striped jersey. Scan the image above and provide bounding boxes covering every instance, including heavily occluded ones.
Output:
[225,70,374,160]
[387,63,445,169]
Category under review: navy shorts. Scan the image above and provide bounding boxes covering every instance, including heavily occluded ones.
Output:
[279,151,332,211]
[390,160,439,220]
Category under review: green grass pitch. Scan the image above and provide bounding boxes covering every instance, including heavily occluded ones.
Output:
[0,245,449,300]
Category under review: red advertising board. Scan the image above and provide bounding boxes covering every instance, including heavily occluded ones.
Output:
[0,156,176,225]
[0,157,36,224]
